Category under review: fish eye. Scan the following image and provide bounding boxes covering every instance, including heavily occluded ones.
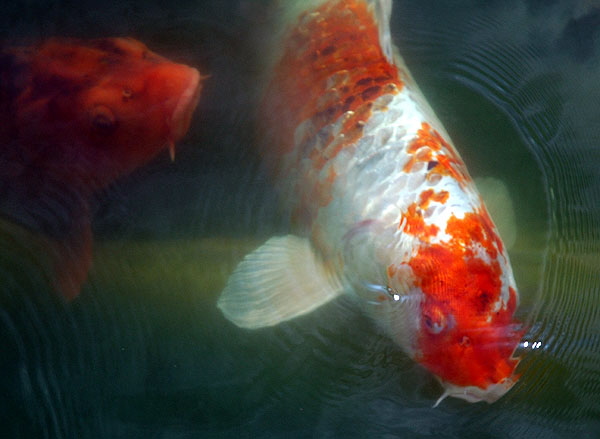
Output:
[90,105,116,131]
[122,88,133,100]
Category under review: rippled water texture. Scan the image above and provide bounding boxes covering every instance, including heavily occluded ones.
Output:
[1,0,599,437]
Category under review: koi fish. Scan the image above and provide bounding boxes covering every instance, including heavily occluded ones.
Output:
[217,0,523,405]
[0,37,203,300]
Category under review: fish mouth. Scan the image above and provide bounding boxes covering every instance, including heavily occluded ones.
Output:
[169,67,202,146]
[433,375,518,407]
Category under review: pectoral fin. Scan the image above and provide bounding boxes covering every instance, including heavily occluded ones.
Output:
[217,235,344,329]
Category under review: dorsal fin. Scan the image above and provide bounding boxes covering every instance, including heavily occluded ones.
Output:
[369,0,393,63]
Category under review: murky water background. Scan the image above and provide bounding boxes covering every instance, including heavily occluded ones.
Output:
[1,0,599,437]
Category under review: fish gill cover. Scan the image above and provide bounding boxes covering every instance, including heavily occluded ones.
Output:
[0,0,599,438]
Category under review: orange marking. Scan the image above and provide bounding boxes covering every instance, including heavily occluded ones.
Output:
[403,122,471,186]
[478,206,505,254]
[433,154,470,185]
[446,211,500,260]
[401,203,439,239]
[399,189,449,240]
[418,189,449,209]
[407,122,450,155]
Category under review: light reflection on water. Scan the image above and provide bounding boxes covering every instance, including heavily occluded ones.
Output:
[1,0,600,437]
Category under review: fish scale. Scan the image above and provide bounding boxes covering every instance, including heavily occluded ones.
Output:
[219,0,523,405]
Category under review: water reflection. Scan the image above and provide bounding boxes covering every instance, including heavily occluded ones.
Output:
[1,0,599,437]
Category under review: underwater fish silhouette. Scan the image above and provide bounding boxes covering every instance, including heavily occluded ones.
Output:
[218,0,524,405]
[0,37,203,300]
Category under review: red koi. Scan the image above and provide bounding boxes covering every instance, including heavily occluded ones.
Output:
[0,37,204,299]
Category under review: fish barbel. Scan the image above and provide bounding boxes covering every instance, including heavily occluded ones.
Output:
[218,0,523,405]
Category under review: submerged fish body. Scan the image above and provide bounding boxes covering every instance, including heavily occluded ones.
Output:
[0,37,203,299]
[218,0,523,404]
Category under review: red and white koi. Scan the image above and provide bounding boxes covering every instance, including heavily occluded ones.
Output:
[218,0,523,405]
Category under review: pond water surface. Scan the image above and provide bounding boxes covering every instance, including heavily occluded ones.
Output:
[1,1,599,438]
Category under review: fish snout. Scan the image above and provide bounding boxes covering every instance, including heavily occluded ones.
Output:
[169,67,202,144]
[417,315,524,406]
[146,63,203,148]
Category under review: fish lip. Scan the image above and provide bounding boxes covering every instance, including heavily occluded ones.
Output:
[169,67,202,144]
[434,375,518,406]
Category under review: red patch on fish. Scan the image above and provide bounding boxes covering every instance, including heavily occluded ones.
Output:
[407,211,522,389]
[0,37,204,299]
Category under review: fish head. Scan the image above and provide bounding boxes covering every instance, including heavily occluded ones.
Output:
[13,37,203,188]
[75,38,203,172]
[401,210,524,405]
[417,294,523,405]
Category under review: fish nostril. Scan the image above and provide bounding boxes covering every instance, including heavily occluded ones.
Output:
[423,304,449,334]
[424,313,445,334]
[90,104,116,132]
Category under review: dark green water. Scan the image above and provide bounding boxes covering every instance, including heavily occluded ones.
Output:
[1,1,599,437]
